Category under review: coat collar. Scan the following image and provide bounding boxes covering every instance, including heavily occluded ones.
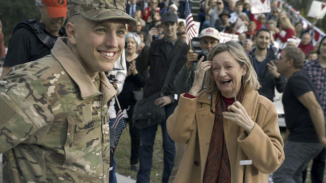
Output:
[51,38,117,106]
[197,87,259,120]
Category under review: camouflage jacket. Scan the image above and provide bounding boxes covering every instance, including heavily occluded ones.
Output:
[0,38,117,182]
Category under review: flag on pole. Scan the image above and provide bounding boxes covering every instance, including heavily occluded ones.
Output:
[112,108,127,152]
[185,0,197,45]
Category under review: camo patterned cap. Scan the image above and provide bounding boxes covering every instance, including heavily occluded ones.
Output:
[68,0,136,26]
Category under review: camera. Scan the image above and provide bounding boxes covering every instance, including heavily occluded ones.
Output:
[108,75,116,84]
[197,50,209,61]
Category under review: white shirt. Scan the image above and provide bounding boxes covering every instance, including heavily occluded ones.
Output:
[108,50,127,119]
[229,12,240,24]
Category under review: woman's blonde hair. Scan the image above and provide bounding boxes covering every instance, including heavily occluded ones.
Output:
[280,17,294,31]
[205,41,261,94]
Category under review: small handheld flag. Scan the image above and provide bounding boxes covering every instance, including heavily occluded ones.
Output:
[185,0,197,45]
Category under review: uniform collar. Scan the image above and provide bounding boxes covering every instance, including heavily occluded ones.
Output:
[51,37,117,106]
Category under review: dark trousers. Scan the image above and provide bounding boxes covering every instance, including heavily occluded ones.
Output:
[273,141,323,183]
[178,1,192,19]
[198,11,206,32]
[302,148,326,183]
[116,93,141,165]
[136,103,176,183]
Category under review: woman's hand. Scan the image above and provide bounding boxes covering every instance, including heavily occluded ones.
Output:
[130,61,138,75]
[189,56,212,96]
[154,96,172,107]
[222,101,255,134]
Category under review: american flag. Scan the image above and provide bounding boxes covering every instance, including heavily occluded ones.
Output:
[185,0,197,45]
[112,108,127,152]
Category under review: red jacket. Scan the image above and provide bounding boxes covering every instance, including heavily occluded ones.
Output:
[142,7,161,21]
[298,43,314,56]
[275,28,294,43]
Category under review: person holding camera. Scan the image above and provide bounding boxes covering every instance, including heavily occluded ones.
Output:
[136,11,189,183]
[170,27,220,183]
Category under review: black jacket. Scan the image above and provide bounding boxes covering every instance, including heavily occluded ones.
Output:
[142,38,189,101]
[126,4,142,16]
[249,48,286,101]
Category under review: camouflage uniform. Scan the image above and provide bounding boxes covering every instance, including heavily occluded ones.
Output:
[0,38,117,182]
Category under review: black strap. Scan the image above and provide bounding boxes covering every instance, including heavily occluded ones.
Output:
[13,19,65,50]
[160,39,183,96]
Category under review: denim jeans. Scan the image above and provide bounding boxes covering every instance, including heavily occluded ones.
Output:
[136,103,176,183]
[273,141,323,183]
[178,1,192,19]
[109,118,117,183]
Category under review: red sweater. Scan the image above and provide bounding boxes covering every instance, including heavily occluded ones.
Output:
[298,43,314,56]
[275,28,294,43]
[142,7,161,21]
[0,33,5,59]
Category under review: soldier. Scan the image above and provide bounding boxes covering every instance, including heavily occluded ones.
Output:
[0,0,136,182]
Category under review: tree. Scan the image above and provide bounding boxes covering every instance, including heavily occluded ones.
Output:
[0,0,41,46]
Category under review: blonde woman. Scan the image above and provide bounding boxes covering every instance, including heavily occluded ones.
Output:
[167,41,284,183]
[275,17,295,49]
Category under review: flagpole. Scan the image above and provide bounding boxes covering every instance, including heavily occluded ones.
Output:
[114,95,121,110]
[190,39,193,51]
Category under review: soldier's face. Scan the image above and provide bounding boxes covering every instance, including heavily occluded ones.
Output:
[68,18,126,75]
[40,6,66,34]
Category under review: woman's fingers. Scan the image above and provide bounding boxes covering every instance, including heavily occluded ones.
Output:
[197,56,205,70]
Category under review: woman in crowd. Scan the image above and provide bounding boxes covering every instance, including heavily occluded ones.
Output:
[116,32,148,171]
[239,12,249,27]
[294,22,304,38]
[214,9,231,32]
[275,17,295,49]
[245,21,257,41]
[167,41,284,182]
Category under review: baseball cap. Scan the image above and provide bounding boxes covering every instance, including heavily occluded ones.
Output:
[200,28,220,41]
[169,4,178,12]
[42,0,67,18]
[67,0,137,26]
[161,11,178,23]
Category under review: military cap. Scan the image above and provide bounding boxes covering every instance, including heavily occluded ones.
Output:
[68,0,136,26]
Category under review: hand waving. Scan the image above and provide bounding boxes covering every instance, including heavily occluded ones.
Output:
[188,56,212,96]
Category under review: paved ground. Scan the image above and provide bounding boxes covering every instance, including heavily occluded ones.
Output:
[0,154,135,183]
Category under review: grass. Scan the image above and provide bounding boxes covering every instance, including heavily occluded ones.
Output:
[115,123,164,183]
[115,126,326,183]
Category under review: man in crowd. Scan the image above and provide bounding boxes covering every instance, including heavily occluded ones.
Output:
[126,0,142,18]
[0,0,136,182]
[229,1,243,24]
[273,46,326,183]
[298,33,314,56]
[1,0,67,78]
[249,29,286,101]
[136,11,189,183]
[143,0,160,21]
[174,27,220,93]
[301,36,326,183]
[243,39,253,53]
[202,0,224,29]
[170,27,220,183]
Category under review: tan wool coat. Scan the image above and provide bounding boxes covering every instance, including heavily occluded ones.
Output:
[167,88,285,183]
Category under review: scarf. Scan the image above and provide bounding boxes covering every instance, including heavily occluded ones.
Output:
[203,85,245,183]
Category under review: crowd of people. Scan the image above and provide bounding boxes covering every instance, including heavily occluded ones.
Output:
[0,0,325,183]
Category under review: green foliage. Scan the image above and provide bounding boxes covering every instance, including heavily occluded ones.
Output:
[0,0,41,46]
